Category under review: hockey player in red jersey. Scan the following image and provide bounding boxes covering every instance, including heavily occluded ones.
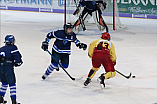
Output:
[84,32,116,88]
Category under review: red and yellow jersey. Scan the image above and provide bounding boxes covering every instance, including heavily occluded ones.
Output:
[88,39,116,62]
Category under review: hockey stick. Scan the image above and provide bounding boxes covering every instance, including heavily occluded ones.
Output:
[115,70,132,79]
[46,50,83,81]
[79,15,86,31]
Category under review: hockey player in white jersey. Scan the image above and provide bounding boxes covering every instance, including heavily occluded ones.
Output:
[73,0,109,34]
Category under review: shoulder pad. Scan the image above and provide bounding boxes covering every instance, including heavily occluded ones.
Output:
[12,45,18,49]
[54,30,65,37]
[11,45,19,54]
[71,32,76,36]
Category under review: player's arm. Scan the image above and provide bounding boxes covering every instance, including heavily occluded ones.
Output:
[88,43,93,58]
[110,42,117,66]
[96,0,107,11]
[41,31,55,51]
[88,42,96,58]
[73,0,85,17]
[0,51,5,62]
[79,0,86,7]
[12,46,23,67]
[74,36,87,50]
[45,31,56,43]
[88,39,100,58]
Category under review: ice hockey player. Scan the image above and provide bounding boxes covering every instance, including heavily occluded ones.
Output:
[0,35,23,104]
[84,32,116,89]
[73,0,109,34]
[41,23,87,80]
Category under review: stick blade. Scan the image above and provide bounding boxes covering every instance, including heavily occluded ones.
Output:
[73,77,83,81]
[126,73,132,79]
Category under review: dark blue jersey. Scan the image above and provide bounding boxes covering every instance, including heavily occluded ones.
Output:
[45,30,80,54]
[0,45,23,66]
[79,0,103,11]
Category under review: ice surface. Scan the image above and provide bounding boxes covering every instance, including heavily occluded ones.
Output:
[0,10,157,104]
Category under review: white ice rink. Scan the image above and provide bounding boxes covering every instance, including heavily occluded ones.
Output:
[0,10,157,104]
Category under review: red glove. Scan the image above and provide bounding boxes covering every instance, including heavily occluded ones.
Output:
[113,61,116,66]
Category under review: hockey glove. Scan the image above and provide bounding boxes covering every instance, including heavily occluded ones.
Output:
[73,6,84,17]
[76,43,81,49]
[76,43,87,50]
[82,43,87,50]
[97,2,107,11]
[0,56,5,62]
[15,62,23,67]
[41,41,49,51]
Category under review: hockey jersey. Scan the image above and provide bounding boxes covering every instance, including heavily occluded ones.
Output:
[45,30,80,54]
[0,45,23,66]
[79,0,103,11]
[88,39,116,62]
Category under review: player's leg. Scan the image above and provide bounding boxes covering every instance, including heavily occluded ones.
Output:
[0,82,8,103]
[0,67,8,103]
[73,8,92,34]
[97,71,116,89]
[97,54,111,88]
[9,84,17,104]
[97,54,116,87]
[102,55,116,79]
[84,67,100,86]
[102,71,116,80]
[42,50,60,80]
[92,9,109,33]
[5,66,18,104]
[84,53,101,86]
[60,53,69,69]
[73,6,84,17]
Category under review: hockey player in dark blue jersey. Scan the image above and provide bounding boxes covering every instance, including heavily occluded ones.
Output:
[73,0,108,34]
[41,23,87,80]
[0,35,23,104]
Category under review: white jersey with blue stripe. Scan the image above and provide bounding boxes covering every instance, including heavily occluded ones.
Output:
[45,30,80,54]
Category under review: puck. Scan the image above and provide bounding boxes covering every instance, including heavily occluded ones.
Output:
[132,76,136,78]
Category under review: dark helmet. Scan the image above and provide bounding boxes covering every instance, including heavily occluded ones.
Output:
[101,32,110,41]
[63,23,73,35]
[4,35,15,45]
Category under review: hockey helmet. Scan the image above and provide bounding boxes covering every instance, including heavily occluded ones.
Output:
[63,23,73,35]
[101,32,110,41]
[4,35,15,45]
